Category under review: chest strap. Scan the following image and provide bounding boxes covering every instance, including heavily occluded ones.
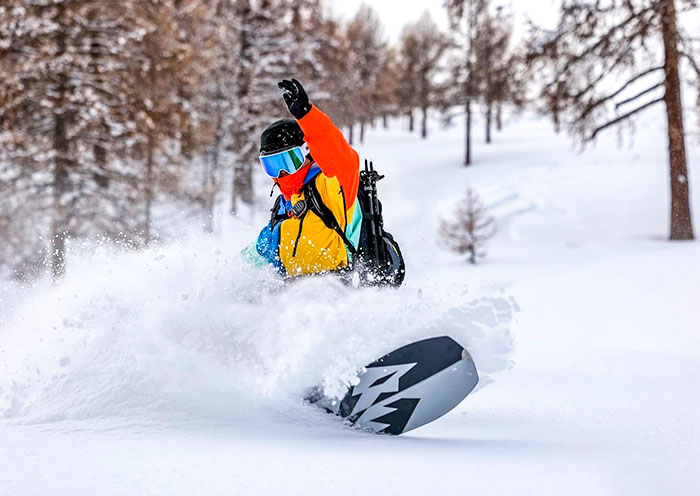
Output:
[303,179,358,257]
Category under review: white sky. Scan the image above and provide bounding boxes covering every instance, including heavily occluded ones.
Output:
[327,0,561,42]
[328,0,449,42]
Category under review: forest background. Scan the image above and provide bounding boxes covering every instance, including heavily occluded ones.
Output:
[1,0,699,281]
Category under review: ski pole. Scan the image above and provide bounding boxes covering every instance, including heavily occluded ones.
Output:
[364,160,380,266]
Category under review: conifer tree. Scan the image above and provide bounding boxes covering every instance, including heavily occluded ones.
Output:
[311,14,356,136]
[528,0,696,240]
[445,0,488,165]
[376,47,401,128]
[399,12,448,139]
[345,4,387,144]
[198,0,239,232]
[288,0,327,83]
[473,6,525,143]
[397,27,421,132]
[0,1,151,279]
[128,0,207,243]
[230,0,293,216]
[0,1,206,279]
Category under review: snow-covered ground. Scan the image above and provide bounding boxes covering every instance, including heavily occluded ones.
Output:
[1,107,699,495]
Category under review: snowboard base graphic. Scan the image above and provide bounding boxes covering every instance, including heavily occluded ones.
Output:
[309,336,479,435]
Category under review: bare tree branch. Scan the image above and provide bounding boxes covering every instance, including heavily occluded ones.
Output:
[578,66,663,119]
[680,51,700,78]
[590,96,664,140]
[566,5,656,63]
[599,66,664,103]
[615,82,665,109]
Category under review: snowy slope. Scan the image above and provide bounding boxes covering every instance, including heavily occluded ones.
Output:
[1,108,699,495]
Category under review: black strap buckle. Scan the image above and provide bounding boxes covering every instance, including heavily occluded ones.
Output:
[291,199,308,218]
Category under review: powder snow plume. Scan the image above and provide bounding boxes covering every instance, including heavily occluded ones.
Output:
[0,228,515,425]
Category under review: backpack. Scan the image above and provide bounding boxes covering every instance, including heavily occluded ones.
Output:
[304,160,406,287]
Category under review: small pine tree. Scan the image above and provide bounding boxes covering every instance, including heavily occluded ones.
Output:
[439,187,496,264]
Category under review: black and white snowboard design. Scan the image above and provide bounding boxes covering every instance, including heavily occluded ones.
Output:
[313,336,479,435]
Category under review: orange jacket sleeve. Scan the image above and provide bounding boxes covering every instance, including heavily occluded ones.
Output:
[297,105,360,204]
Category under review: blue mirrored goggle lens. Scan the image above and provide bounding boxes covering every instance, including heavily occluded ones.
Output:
[259,146,306,178]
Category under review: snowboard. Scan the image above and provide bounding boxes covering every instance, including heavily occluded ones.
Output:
[309,336,479,435]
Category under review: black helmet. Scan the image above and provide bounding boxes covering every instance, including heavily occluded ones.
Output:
[260,118,305,156]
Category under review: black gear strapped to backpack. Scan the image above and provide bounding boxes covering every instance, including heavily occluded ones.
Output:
[306,159,405,287]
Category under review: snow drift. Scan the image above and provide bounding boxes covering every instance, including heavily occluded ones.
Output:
[0,228,515,425]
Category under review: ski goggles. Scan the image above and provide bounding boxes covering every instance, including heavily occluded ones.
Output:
[259,143,310,178]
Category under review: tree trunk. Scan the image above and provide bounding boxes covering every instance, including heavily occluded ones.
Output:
[408,110,414,132]
[382,114,388,129]
[231,161,253,216]
[360,121,365,144]
[421,106,428,139]
[51,18,69,282]
[464,5,475,166]
[52,112,69,282]
[202,154,214,233]
[496,102,503,131]
[144,137,154,244]
[348,124,354,145]
[203,115,222,233]
[661,0,694,240]
[465,98,472,166]
[230,159,239,217]
[468,245,476,265]
[485,103,492,144]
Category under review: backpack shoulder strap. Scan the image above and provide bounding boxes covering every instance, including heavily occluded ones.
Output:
[269,194,288,230]
[304,178,358,256]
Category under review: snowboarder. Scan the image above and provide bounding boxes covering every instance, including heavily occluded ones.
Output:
[250,79,362,278]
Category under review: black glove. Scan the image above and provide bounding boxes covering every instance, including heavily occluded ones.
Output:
[278,79,312,120]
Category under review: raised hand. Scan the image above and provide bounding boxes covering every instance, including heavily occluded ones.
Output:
[278,78,312,119]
